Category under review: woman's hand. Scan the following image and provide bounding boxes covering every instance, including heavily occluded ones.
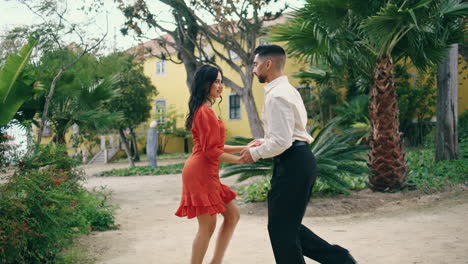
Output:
[247,139,263,148]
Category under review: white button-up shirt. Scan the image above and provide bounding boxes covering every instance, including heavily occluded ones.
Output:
[249,76,314,161]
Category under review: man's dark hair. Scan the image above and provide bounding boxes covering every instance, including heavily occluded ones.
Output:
[254,44,286,57]
[254,44,286,70]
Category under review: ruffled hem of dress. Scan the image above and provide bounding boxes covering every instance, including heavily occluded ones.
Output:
[175,184,236,219]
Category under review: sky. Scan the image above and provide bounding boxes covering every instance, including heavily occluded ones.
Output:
[0,0,158,52]
[0,0,305,52]
[0,0,304,151]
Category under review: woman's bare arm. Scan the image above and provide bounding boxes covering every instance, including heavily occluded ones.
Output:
[218,152,243,164]
[224,145,246,154]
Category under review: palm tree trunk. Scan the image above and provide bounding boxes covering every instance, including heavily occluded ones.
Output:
[316,85,324,127]
[368,56,407,192]
[53,131,67,145]
[118,128,135,167]
[436,44,459,161]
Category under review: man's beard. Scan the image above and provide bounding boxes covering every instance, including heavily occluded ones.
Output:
[257,74,266,83]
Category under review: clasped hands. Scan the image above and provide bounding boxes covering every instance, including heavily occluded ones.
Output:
[239,139,263,164]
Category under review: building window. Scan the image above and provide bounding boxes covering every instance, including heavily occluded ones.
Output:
[228,50,239,60]
[259,37,271,46]
[155,98,167,124]
[155,60,166,76]
[229,94,241,120]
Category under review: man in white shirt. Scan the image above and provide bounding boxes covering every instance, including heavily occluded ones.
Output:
[240,45,357,264]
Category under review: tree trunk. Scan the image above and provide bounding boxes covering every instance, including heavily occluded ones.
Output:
[25,125,34,156]
[118,129,135,167]
[130,128,140,162]
[436,44,459,161]
[316,85,324,127]
[37,68,65,145]
[368,56,407,192]
[53,130,66,145]
[184,137,188,153]
[242,88,264,138]
[241,69,263,138]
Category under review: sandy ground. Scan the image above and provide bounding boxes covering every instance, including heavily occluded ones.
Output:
[78,162,468,264]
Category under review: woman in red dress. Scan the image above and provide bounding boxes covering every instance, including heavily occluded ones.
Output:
[175,65,250,264]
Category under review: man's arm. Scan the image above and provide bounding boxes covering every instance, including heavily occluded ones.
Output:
[248,96,294,162]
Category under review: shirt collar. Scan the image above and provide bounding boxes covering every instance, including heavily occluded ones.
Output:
[264,75,288,94]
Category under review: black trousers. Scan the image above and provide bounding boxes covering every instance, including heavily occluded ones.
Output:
[268,144,352,264]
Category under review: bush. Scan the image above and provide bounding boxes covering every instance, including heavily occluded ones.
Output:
[395,65,437,147]
[406,141,468,193]
[238,177,271,203]
[313,175,368,196]
[0,144,117,264]
[238,174,369,202]
[459,110,468,142]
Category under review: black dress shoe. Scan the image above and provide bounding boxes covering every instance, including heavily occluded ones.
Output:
[343,253,357,264]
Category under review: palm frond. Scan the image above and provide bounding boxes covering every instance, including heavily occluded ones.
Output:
[221,117,369,192]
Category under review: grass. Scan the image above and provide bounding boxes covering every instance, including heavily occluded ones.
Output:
[95,163,185,177]
[95,158,231,177]
[111,152,190,163]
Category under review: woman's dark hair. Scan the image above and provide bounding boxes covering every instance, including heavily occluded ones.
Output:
[185,65,223,130]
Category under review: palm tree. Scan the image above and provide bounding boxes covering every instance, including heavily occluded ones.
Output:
[272,0,467,192]
[46,76,122,145]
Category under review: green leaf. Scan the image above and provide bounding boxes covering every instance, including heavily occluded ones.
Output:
[0,37,39,125]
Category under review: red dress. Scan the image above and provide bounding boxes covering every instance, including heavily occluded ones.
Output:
[175,105,236,219]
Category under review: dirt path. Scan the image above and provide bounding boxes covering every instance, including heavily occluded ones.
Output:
[80,163,468,264]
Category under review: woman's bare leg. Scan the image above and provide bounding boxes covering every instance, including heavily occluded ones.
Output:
[209,201,240,264]
[192,213,217,264]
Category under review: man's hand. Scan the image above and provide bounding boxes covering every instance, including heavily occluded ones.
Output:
[240,147,255,164]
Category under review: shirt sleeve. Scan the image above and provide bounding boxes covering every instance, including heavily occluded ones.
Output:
[195,106,224,160]
[249,96,294,161]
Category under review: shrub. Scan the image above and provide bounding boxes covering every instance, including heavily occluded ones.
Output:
[0,144,117,263]
[237,177,271,203]
[405,141,468,193]
[459,110,468,142]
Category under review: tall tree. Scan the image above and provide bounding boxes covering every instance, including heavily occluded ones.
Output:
[33,49,121,145]
[117,0,287,137]
[436,44,459,160]
[100,52,158,167]
[17,0,108,144]
[272,0,468,191]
